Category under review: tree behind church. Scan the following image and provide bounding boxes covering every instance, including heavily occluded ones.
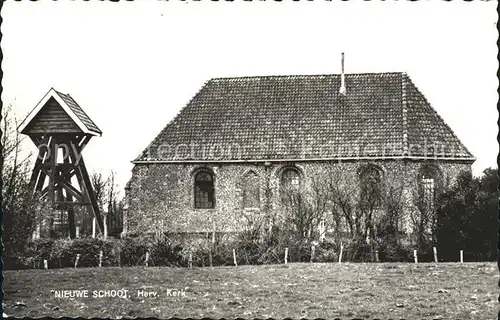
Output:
[436,168,498,261]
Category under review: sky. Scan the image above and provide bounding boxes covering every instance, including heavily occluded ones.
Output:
[2,1,498,192]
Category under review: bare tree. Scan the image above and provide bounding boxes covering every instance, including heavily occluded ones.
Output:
[325,165,387,261]
[278,172,331,262]
[106,171,124,236]
[2,104,42,255]
[409,176,448,250]
[326,167,365,240]
[373,175,407,258]
[91,171,108,212]
[89,170,124,236]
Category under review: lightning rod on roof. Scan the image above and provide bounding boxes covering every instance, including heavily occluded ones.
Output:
[339,52,346,95]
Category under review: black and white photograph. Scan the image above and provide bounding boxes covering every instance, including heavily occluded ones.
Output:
[1,1,498,319]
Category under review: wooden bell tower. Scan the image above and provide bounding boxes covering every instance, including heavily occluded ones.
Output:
[19,88,104,239]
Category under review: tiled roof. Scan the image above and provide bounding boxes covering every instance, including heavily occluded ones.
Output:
[55,90,102,135]
[135,72,474,162]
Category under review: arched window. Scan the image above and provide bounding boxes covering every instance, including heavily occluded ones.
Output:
[359,165,382,207]
[242,171,260,209]
[418,165,441,211]
[280,167,302,206]
[281,167,301,190]
[194,170,214,209]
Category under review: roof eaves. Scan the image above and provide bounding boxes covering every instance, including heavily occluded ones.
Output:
[131,155,477,165]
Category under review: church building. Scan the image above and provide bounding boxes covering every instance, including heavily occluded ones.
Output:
[123,61,474,239]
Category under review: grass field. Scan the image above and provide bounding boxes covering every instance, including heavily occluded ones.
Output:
[3,262,498,319]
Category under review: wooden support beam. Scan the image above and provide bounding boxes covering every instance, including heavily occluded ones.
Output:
[64,156,76,239]
[53,201,91,205]
[78,158,104,232]
[28,149,46,192]
[30,134,49,148]
[66,194,77,239]
[39,186,49,199]
[27,133,101,239]
[34,165,47,192]
[78,135,92,152]
[58,180,84,202]
[67,144,104,234]
[48,136,58,203]
[30,135,51,198]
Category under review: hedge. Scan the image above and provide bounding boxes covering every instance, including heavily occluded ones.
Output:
[6,234,428,270]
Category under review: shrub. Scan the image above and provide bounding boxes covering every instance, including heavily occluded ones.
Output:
[377,241,412,262]
[21,238,55,268]
[118,236,153,266]
[48,238,119,268]
[3,252,32,270]
[212,241,236,266]
[176,236,236,267]
[149,237,184,267]
[313,240,339,263]
[337,239,373,262]
[233,228,268,265]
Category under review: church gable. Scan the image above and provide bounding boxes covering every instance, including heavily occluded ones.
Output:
[403,75,473,159]
[19,88,102,136]
[23,97,81,134]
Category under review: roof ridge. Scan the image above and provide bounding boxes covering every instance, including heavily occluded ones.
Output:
[209,72,405,82]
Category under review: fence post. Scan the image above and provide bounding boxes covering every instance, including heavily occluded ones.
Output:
[338,242,343,263]
[117,246,122,267]
[413,250,418,264]
[188,251,193,268]
[212,221,216,244]
[233,249,238,267]
[284,248,288,265]
[310,245,316,263]
[99,250,103,267]
[433,247,438,263]
[145,251,150,267]
[44,260,48,270]
[75,226,80,238]
[103,217,108,240]
[209,224,215,268]
[375,250,379,263]
[92,218,96,238]
[33,224,41,239]
[460,250,463,263]
[74,254,81,268]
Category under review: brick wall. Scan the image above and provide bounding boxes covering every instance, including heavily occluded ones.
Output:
[123,159,472,236]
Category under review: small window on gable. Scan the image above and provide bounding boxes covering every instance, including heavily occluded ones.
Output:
[243,171,260,209]
[194,170,214,209]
